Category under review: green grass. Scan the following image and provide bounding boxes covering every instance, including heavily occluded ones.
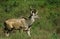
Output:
[0,27,59,39]
[0,0,60,39]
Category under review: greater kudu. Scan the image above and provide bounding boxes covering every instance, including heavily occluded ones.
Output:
[3,8,39,37]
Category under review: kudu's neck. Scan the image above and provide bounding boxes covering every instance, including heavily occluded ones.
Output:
[28,14,35,25]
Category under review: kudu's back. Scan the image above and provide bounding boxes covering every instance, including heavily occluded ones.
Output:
[4,18,28,30]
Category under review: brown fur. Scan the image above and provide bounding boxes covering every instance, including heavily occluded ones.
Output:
[4,18,28,30]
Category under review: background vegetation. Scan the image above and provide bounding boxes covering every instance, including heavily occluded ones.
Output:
[0,0,60,39]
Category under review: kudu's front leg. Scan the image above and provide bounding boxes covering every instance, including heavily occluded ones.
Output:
[24,27,31,36]
[27,30,31,36]
[26,27,31,37]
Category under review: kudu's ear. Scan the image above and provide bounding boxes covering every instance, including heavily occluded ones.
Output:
[36,11,38,14]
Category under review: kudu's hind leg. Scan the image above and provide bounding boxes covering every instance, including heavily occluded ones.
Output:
[4,28,10,37]
[4,27,14,37]
[5,31,9,37]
